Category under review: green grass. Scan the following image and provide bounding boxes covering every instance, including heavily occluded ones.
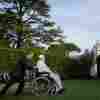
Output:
[0,80,100,100]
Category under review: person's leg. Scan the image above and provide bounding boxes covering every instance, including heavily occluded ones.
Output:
[0,81,15,94]
[15,80,24,95]
[49,72,64,92]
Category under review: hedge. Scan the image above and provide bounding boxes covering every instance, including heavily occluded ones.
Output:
[0,48,43,71]
[0,47,92,79]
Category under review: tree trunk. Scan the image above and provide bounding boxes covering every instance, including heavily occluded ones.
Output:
[97,55,100,78]
[17,33,22,48]
[16,18,23,48]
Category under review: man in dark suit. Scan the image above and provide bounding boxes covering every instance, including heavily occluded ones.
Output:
[0,51,34,95]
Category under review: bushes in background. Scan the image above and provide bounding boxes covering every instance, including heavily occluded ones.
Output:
[0,46,93,80]
[45,45,92,79]
[0,48,43,71]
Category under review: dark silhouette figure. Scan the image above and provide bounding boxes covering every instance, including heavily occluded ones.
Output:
[0,53,34,95]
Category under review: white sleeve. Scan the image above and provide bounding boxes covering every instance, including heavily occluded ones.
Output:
[36,61,41,68]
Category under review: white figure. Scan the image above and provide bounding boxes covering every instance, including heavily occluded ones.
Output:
[90,64,97,77]
[36,54,64,92]
[90,45,98,78]
[69,50,83,59]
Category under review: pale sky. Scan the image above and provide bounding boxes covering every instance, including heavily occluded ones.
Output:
[48,0,100,50]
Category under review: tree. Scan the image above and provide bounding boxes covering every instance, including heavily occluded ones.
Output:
[64,43,81,52]
[65,48,93,79]
[0,0,50,48]
[45,41,80,79]
[0,0,63,48]
[31,20,63,47]
[59,42,81,57]
[0,11,17,37]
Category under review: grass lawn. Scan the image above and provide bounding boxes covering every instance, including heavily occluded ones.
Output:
[0,80,100,100]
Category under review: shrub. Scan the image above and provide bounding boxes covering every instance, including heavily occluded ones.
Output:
[0,48,43,71]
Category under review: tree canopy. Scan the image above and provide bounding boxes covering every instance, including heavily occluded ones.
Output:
[0,0,63,48]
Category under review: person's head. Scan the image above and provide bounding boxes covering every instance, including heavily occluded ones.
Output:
[26,51,34,60]
[38,54,45,61]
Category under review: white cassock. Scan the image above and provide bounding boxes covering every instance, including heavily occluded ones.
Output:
[36,55,63,91]
[90,64,97,77]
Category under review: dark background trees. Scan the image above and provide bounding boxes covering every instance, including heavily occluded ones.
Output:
[0,0,63,48]
[45,41,83,79]
[63,49,93,79]
[45,42,94,80]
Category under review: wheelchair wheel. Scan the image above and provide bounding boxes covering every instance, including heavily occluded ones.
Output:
[33,77,51,96]
[48,85,57,96]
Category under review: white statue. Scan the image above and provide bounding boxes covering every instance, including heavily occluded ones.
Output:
[36,54,64,93]
[90,64,97,77]
[90,45,97,78]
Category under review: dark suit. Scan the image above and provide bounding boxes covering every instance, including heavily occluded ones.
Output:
[0,56,33,95]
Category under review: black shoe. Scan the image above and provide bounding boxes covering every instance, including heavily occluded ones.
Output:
[56,88,65,95]
[0,91,6,95]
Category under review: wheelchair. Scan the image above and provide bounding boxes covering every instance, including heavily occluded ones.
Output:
[0,67,63,95]
[24,67,60,96]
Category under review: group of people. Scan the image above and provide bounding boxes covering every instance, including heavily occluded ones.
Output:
[0,51,64,95]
